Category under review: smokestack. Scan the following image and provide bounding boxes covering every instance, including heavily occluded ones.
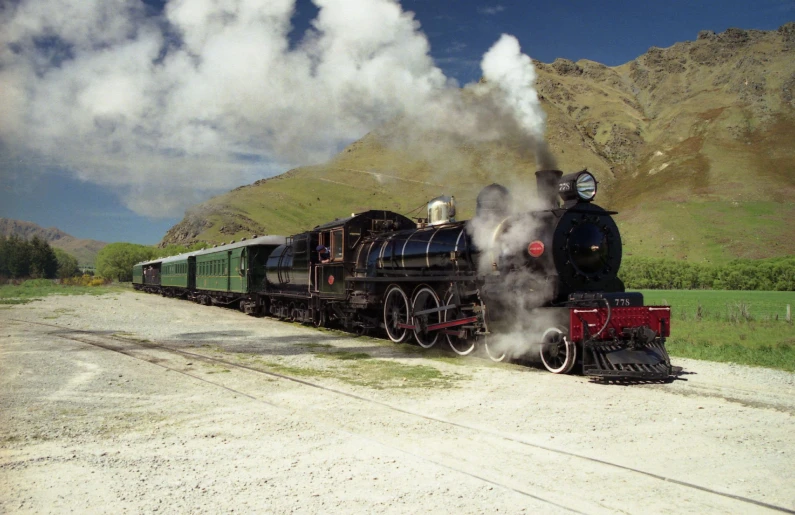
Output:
[535,170,562,209]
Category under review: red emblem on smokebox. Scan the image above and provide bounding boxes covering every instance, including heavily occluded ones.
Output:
[328,275,335,285]
[528,240,545,258]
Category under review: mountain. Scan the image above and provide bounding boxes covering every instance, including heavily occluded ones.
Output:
[161,24,795,264]
[0,218,107,265]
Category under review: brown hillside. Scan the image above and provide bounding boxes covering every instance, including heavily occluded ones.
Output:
[161,25,795,263]
[0,218,107,265]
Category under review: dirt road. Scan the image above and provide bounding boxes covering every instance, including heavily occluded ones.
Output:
[1,292,793,514]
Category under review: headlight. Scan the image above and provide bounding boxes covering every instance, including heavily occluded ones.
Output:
[558,170,598,203]
[575,172,596,200]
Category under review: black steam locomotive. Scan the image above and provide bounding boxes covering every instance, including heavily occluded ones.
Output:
[134,170,675,380]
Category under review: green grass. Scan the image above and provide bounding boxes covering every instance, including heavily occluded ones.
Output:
[640,290,795,321]
[259,356,464,390]
[638,290,795,371]
[317,351,372,361]
[0,279,126,303]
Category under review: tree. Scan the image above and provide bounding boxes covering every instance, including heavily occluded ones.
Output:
[28,236,58,279]
[53,248,80,279]
[4,234,30,278]
[0,235,8,277]
[96,243,157,282]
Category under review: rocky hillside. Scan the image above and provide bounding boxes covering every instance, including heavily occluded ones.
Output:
[162,24,795,263]
[0,218,107,265]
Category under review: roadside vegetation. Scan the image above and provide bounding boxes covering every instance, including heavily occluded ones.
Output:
[0,278,129,305]
[0,234,79,280]
[621,256,795,290]
[641,290,795,372]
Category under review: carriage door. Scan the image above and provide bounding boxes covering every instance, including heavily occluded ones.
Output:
[226,251,232,291]
[239,250,248,292]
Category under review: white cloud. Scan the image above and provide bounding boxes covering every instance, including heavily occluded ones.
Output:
[478,4,505,15]
[0,0,543,218]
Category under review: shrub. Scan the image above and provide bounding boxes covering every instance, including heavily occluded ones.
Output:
[620,256,795,291]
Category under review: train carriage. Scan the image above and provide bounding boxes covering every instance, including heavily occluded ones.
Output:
[160,254,191,295]
[133,259,162,293]
[191,236,286,310]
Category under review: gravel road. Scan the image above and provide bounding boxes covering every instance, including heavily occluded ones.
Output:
[1,291,794,514]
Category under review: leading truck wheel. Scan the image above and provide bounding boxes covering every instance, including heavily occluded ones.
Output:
[483,334,507,362]
[540,327,576,374]
[383,286,410,343]
[412,286,440,349]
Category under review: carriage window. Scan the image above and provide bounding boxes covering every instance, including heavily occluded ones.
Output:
[332,230,343,260]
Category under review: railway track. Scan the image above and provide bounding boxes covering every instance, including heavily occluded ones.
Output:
[16,318,795,515]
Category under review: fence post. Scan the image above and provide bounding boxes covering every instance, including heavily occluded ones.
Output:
[787,304,791,324]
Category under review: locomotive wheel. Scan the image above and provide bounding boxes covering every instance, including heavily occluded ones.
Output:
[383,286,410,343]
[539,327,576,374]
[288,302,297,322]
[483,335,507,362]
[444,291,475,355]
[412,286,440,349]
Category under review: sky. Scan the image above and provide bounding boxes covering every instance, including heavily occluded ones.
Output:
[0,0,792,245]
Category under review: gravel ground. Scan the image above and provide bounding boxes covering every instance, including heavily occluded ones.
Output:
[1,291,794,514]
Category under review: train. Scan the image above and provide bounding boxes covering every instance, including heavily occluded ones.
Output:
[133,169,676,380]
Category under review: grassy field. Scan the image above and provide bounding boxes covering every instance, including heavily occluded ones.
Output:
[639,290,795,372]
[0,279,129,305]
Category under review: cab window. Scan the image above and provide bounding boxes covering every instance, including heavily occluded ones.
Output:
[331,230,343,261]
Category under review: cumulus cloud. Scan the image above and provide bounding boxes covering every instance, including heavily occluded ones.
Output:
[0,0,545,217]
[478,4,505,15]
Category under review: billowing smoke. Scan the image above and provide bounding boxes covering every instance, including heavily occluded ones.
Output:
[0,0,551,218]
[467,187,561,361]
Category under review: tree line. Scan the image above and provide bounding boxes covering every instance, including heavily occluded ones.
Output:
[0,234,79,279]
[95,242,206,282]
[619,256,795,291]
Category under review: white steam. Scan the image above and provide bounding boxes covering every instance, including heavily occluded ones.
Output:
[0,0,550,217]
[480,34,551,166]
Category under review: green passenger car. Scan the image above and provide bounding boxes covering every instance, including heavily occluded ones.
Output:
[160,255,192,289]
[194,236,285,294]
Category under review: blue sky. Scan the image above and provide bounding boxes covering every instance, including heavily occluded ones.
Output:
[1,0,792,245]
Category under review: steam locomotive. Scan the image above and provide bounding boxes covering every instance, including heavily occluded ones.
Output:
[134,170,675,380]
